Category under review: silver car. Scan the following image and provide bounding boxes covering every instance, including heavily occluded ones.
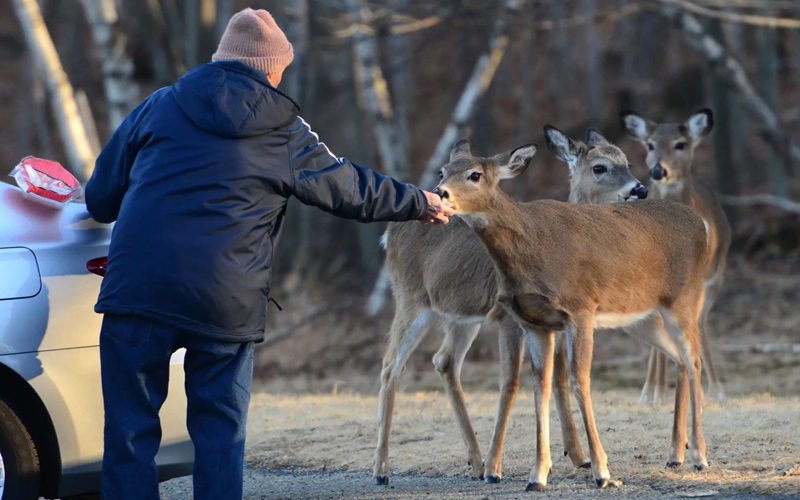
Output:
[0,180,193,500]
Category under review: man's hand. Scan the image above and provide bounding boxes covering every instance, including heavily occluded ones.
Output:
[420,191,456,225]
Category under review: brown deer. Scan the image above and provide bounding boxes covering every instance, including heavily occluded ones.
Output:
[373,128,648,486]
[433,138,711,490]
[620,109,732,405]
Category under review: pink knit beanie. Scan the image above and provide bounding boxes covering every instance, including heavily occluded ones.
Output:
[212,8,294,76]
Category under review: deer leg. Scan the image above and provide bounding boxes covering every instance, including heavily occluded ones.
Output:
[567,313,621,489]
[660,306,708,472]
[373,308,434,485]
[553,336,590,469]
[483,317,524,483]
[700,277,725,405]
[625,312,689,467]
[640,349,659,405]
[433,320,484,479]
[667,364,690,467]
[654,350,669,405]
[521,328,556,492]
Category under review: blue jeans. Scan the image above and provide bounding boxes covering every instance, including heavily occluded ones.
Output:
[100,314,253,500]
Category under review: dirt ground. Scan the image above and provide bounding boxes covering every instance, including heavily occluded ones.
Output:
[159,388,800,499]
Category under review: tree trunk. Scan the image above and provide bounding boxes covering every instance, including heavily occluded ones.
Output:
[216,0,233,43]
[584,0,601,123]
[387,0,412,178]
[549,0,568,125]
[755,10,787,195]
[78,0,140,131]
[722,5,750,185]
[345,0,407,181]
[367,0,522,315]
[13,0,96,181]
[144,0,186,79]
[184,0,200,69]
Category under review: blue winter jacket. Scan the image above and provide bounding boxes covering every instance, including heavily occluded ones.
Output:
[85,61,428,343]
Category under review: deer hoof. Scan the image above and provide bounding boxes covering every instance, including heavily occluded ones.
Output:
[596,477,623,489]
[693,464,706,472]
[580,461,592,469]
[666,461,682,468]
[564,449,569,457]
[485,474,501,484]
[526,481,546,492]
[374,476,389,485]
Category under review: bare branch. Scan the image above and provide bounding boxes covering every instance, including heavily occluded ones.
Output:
[656,0,800,28]
[659,6,800,168]
[718,193,800,213]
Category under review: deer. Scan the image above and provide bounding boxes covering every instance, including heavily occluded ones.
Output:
[620,108,732,406]
[373,128,649,487]
[431,136,711,490]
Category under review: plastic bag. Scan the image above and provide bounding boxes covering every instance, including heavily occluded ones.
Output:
[10,157,83,209]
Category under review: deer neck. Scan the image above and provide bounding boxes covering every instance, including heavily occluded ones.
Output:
[650,175,692,204]
[463,190,539,293]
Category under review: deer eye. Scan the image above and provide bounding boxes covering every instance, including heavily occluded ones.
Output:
[647,143,655,151]
[592,165,607,175]
[469,172,482,182]
[675,142,687,150]
[438,171,443,179]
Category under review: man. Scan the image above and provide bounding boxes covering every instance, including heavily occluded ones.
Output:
[85,8,453,500]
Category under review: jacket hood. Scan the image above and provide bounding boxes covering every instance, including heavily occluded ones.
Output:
[171,61,299,138]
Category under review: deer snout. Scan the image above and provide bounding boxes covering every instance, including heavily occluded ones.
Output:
[631,183,648,199]
[433,187,450,200]
[650,164,668,181]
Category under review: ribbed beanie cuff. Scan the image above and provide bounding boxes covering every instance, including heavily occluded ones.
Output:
[212,8,294,76]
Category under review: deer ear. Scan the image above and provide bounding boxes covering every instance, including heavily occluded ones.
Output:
[497,144,538,180]
[450,139,472,161]
[544,125,581,166]
[585,128,610,147]
[686,108,714,144]
[619,110,653,142]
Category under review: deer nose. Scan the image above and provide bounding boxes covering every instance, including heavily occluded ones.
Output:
[650,164,667,181]
[433,187,449,200]
[632,183,648,199]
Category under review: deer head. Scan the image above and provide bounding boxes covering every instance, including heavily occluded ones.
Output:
[433,140,538,217]
[619,108,714,185]
[543,125,647,204]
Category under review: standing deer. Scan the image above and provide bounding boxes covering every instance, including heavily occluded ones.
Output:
[620,109,732,405]
[432,137,711,490]
[373,128,648,486]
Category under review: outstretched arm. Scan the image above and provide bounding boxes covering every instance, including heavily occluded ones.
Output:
[288,117,452,224]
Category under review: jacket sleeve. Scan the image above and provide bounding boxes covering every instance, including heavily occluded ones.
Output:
[85,90,164,223]
[287,117,428,223]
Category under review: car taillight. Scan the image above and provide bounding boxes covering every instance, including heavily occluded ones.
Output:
[86,257,108,276]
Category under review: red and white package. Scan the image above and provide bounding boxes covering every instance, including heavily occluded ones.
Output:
[10,156,83,208]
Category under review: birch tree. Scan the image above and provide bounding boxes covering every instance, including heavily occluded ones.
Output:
[346,0,408,181]
[78,0,140,131]
[13,0,96,181]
